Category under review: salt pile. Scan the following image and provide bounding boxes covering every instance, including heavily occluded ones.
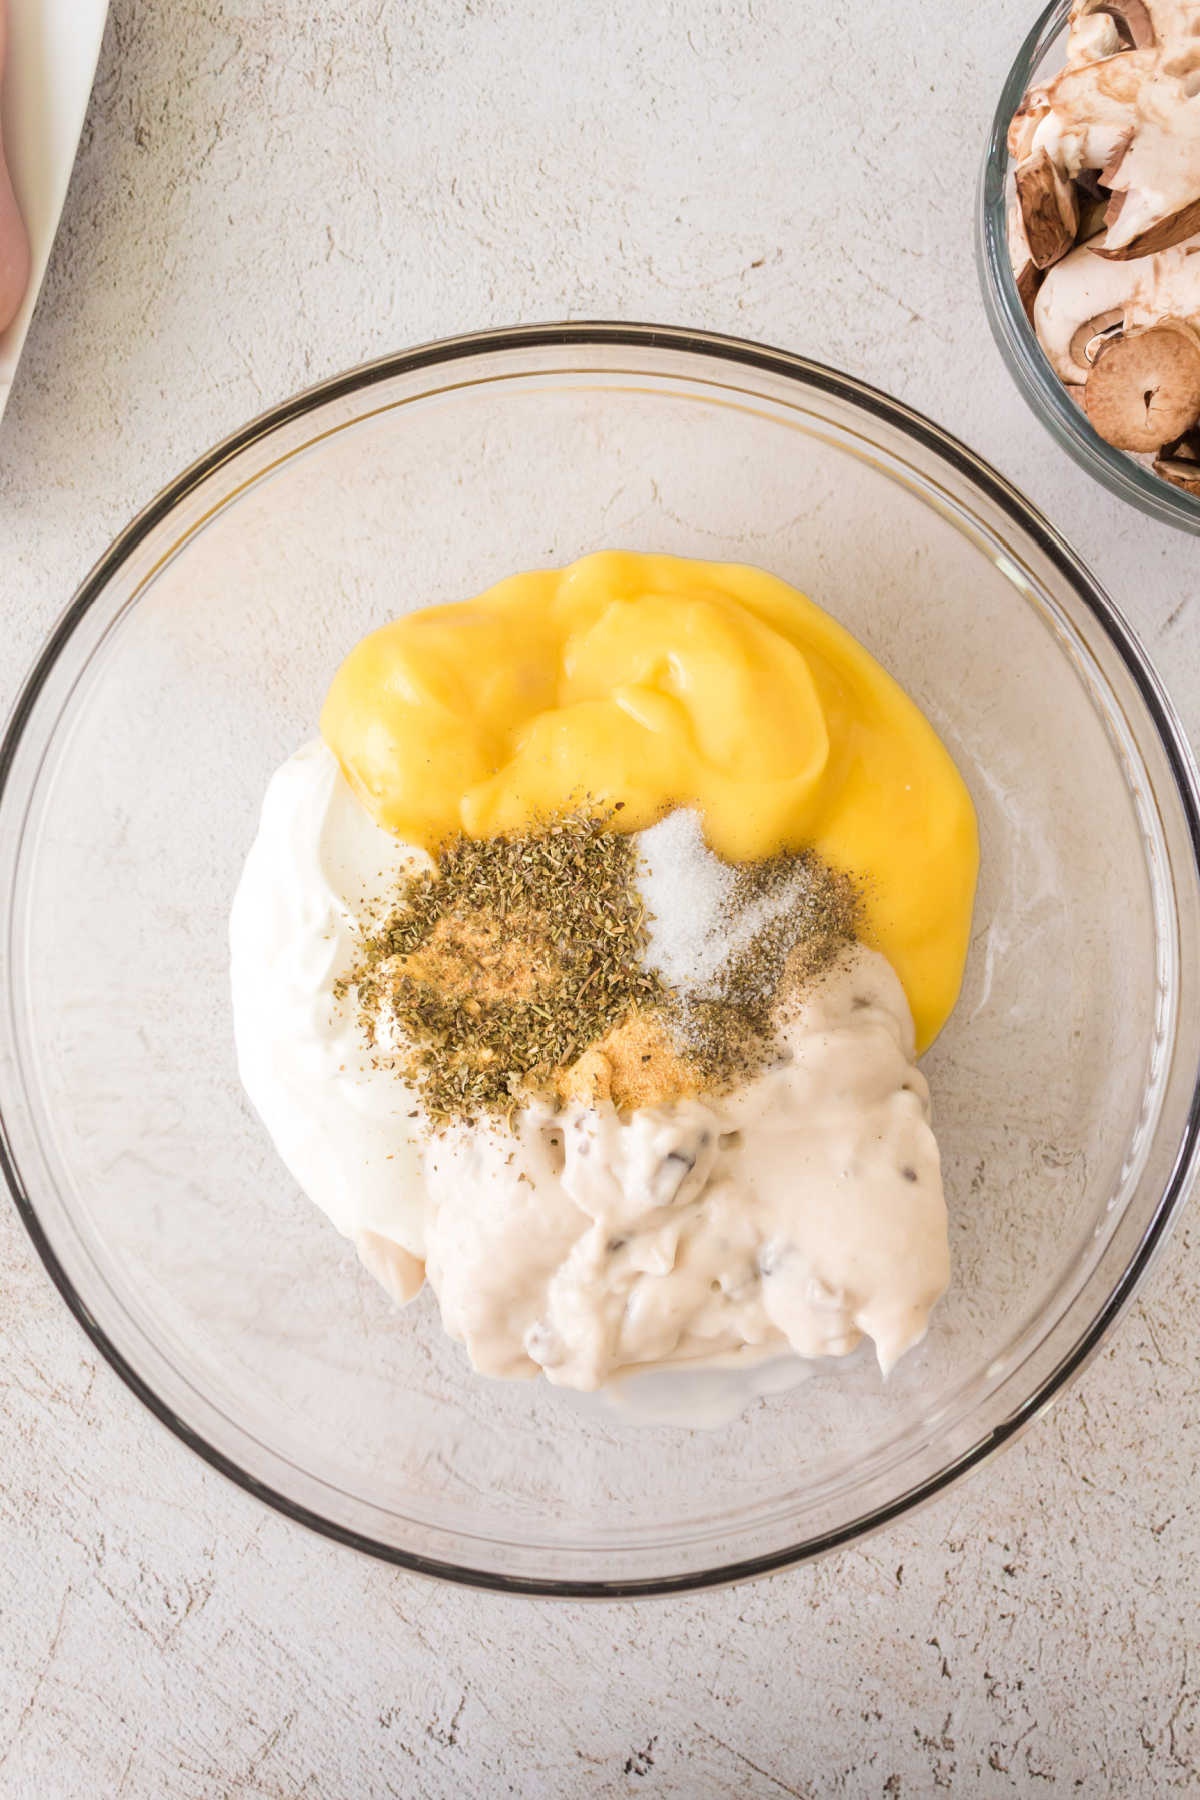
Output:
[635,809,841,1001]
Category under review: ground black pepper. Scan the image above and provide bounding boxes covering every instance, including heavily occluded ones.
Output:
[662,849,861,1086]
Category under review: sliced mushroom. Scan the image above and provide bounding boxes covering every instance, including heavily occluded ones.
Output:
[1154,455,1200,493]
[1010,0,1200,473]
[1068,306,1126,371]
[1069,9,1124,61]
[1098,130,1133,188]
[1008,93,1051,164]
[1091,195,1200,259]
[1016,148,1081,269]
[1037,43,1146,116]
[1078,0,1156,51]
[1019,46,1199,259]
[1161,45,1200,80]
[1160,427,1200,463]
[1016,260,1041,324]
[1154,427,1200,486]
[1008,200,1042,322]
[1084,321,1200,450]
[1032,240,1146,383]
[1078,191,1112,241]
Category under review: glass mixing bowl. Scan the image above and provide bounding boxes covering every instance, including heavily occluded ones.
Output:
[978,0,1200,535]
[3,323,1199,1597]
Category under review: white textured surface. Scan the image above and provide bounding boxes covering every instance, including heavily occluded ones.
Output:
[1,1,1198,1794]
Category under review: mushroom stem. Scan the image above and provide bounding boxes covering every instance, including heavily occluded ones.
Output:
[1068,307,1125,372]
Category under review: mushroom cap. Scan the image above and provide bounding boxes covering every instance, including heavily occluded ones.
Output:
[1084,321,1200,450]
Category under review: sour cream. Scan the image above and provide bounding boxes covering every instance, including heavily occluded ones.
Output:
[231,742,950,1390]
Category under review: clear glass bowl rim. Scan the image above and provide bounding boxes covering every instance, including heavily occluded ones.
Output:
[3,319,1199,1598]
[976,0,1200,535]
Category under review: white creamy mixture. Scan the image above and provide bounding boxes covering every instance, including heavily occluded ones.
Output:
[231,743,950,1392]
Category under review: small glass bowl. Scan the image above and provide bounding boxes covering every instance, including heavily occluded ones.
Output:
[3,323,1200,1596]
[978,0,1200,535]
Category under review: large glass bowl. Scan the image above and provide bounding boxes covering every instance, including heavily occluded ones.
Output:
[978,0,1200,535]
[3,323,1199,1597]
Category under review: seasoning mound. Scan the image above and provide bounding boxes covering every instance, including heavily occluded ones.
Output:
[556,1011,700,1111]
[343,808,861,1126]
[637,808,862,1086]
[344,814,665,1124]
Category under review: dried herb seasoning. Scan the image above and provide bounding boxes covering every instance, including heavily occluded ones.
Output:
[344,814,666,1125]
[341,808,861,1128]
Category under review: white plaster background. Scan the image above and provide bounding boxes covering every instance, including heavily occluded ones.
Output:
[1,1,1198,1794]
